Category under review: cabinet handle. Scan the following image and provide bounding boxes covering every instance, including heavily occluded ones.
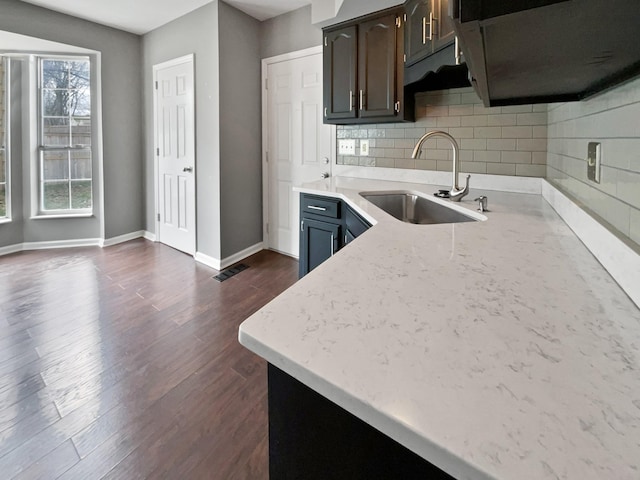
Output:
[349,90,354,111]
[301,220,304,232]
[455,36,462,65]
[425,12,434,42]
[330,234,335,256]
[359,90,364,110]
[308,205,327,211]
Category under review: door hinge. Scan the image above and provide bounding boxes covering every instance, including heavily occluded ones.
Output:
[265,78,268,90]
[156,147,160,156]
[265,151,269,163]
[155,81,158,90]
[266,223,269,234]
[396,16,402,28]
[324,36,327,47]
[395,101,401,113]
[157,213,160,222]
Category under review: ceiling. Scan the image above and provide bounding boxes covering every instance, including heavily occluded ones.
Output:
[19,0,312,35]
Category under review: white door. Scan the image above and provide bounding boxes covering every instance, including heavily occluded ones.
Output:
[265,50,334,257]
[154,55,196,255]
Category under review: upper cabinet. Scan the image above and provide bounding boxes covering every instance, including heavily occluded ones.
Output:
[452,0,640,106]
[405,0,455,66]
[323,8,414,125]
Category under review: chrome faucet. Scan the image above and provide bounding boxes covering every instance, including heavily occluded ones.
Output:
[411,130,470,202]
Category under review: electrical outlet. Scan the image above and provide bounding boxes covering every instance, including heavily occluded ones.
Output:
[587,142,601,183]
[360,140,370,156]
[338,139,355,156]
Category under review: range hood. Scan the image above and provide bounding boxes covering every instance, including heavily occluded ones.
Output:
[451,0,640,106]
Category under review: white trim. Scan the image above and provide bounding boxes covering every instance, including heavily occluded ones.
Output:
[152,54,196,252]
[542,180,640,308]
[143,231,156,242]
[261,46,327,253]
[101,230,146,247]
[194,251,221,270]
[333,165,543,195]
[0,244,22,257]
[195,242,264,271]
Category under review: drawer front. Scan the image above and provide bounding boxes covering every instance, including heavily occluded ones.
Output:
[301,194,341,219]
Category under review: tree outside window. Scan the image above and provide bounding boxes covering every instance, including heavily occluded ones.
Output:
[40,58,92,212]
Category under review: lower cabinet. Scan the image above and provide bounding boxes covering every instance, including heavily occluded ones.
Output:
[268,364,456,479]
[299,193,371,278]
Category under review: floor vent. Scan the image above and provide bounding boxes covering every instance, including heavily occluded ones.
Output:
[213,263,249,282]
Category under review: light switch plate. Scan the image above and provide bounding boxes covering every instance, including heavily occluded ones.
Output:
[360,140,370,156]
[338,139,355,156]
[587,142,601,183]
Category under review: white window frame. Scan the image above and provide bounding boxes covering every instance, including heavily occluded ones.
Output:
[0,56,10,223]
[37,55,93,216]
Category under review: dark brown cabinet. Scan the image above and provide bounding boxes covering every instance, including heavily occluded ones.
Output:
[323,8,413,125]
[404,0,456,67]
[323,26,357,121]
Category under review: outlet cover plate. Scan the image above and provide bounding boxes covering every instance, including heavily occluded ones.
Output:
[587,142,601,183]
[338,139,355,156]
[360,140,370,156]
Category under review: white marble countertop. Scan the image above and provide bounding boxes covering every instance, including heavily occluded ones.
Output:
[238,176,640,480]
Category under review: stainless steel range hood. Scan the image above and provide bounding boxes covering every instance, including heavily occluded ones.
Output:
[451,0,640,106]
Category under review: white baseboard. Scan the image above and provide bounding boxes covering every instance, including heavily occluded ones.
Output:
[0,243,24,257]
[19,238,102,252]
[195,242,264,271]
[542,180,640,308]
[143,231,156,242]
[101,230,146,247]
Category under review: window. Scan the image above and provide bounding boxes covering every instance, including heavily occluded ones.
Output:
[39,57,92,213]
[0,57,9,219]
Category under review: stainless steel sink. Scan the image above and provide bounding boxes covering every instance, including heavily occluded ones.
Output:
[360,191,481,224]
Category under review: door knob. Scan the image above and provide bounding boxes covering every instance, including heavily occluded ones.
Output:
[183,166,193,173]
[321,172,330,179]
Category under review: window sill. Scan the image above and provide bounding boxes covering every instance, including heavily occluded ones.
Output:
[30,213,94,220]
[0,218,12,225]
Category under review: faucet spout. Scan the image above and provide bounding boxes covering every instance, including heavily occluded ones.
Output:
[411,130,470,202]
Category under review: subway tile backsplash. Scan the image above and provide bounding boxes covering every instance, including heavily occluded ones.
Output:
[547,75,640,249]
[336,87,547,177]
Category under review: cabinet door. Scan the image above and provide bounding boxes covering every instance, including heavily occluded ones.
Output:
[299,218,341,278]
[324,26,358,121]
[358,13,398,119]
[404,0,433,66]
[434,0,456,52]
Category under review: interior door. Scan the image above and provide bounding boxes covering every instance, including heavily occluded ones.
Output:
[154,56,196,255]
[266,52,333,258]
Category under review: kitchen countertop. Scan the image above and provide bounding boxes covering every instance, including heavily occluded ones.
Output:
[238,176,640,480]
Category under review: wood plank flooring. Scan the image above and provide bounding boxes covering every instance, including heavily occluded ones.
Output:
[0,240,299,479]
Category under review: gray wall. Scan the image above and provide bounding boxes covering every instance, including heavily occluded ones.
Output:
[547,77,640,249]
[219,2,262,258]
[0,0,143,243]
[142,2,222,259]
[260,5,322,59]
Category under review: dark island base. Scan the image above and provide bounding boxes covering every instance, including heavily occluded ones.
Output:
[268,364,455,480]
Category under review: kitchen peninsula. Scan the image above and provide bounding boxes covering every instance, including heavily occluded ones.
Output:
[239,177,640,480]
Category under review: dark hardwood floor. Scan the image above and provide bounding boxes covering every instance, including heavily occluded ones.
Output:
[0,240,299,479]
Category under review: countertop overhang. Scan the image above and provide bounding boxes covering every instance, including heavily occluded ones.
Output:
[239,177,640,480]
